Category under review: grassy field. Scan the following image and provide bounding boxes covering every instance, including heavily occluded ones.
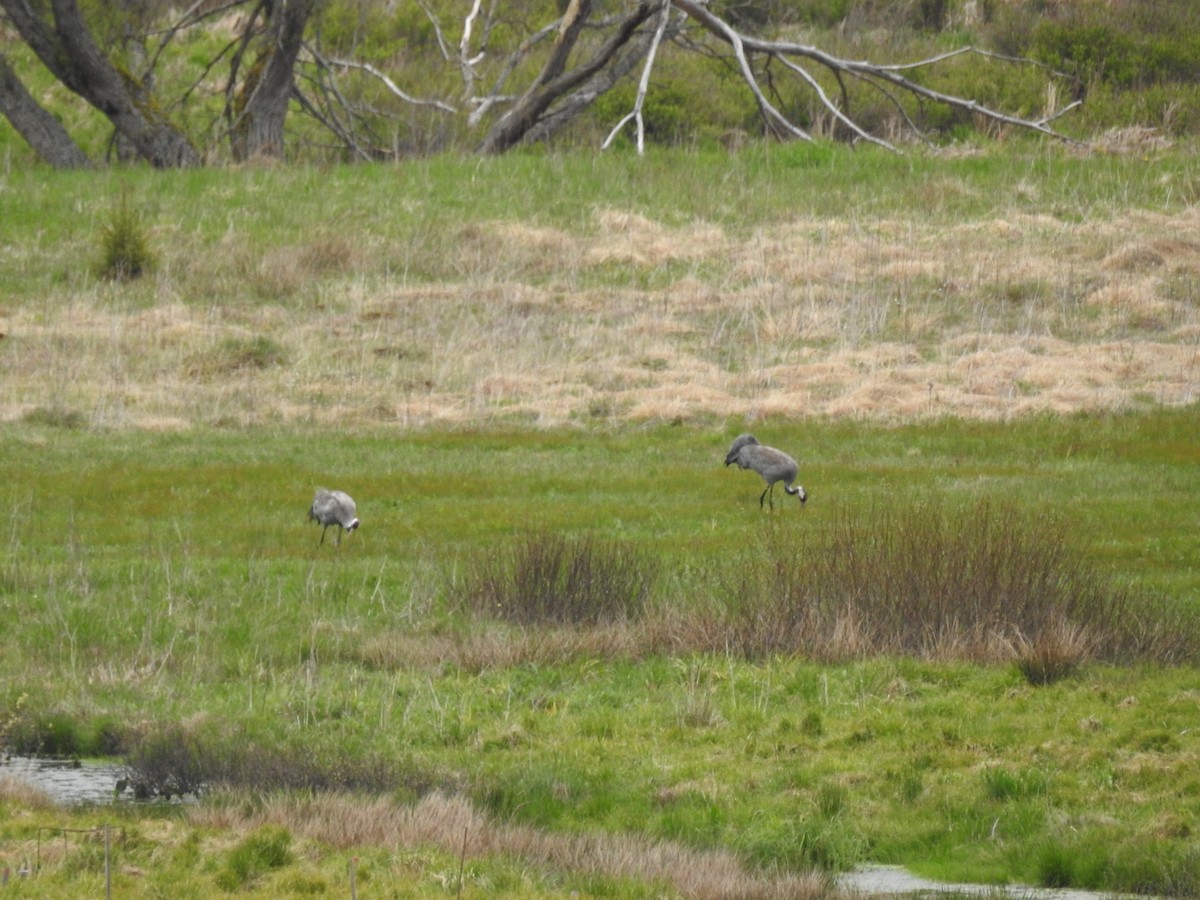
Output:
[1,142,1199,898]
[3,139,1200,430]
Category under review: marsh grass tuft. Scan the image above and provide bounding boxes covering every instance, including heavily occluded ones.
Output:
[184,335,289,378]
[216,824,293,891]
[122,723,429,799]
[20,406,87,429]
[1036,833,1200,896]
[461,532,658,626]
[703,499,1200,668]
[1010,620,1093,685]
[982,766,1048,802]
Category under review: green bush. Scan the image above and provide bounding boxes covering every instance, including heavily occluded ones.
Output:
[1028,9,1200,90]
[95,187,156,281]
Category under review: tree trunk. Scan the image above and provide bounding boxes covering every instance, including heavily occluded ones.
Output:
[231,0,316,161]
[0,52,91,168]
[479,1,655,155]
[0,0,200,167]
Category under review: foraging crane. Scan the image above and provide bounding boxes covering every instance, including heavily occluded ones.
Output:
[724,433,807,509]
[308,488,360,545]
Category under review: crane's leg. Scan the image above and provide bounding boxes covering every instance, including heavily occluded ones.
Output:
[320,525,328,546]
[759,487,768,508]
[336,527,343,546]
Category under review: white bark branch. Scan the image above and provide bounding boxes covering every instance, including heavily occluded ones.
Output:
[677,0,808,140]
[602,0,672,153]
[326,58,457,113]
[669,0,1082,147]
[415,0,453,62]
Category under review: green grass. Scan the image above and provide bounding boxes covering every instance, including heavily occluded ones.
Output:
[2,140,1197,307]
[1,409,1198,896]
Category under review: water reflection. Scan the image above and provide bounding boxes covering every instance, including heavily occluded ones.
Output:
[840,864,1148,899]
[0,756,128,806]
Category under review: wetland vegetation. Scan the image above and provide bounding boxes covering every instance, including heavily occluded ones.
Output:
[2,108,1199,900]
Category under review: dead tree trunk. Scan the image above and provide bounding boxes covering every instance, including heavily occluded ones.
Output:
[0,0,200,167]
[0,52,91,168]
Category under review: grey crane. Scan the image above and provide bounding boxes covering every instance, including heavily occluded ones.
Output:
[308,488,360,545]
[724,433,808,509]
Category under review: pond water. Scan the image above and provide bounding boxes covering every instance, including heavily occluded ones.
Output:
[0,756,129,806]
[839,864,1150,899]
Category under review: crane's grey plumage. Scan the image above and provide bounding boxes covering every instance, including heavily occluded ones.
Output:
[308,489,360,545]
[724,433,807,509]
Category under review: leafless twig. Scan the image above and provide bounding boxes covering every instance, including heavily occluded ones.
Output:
[602,0,674,153]
[670,0,1082,147]
[324,58,457,113]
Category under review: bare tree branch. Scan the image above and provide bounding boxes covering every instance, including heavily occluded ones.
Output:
[775,55,896,150]
[144,0,247,81]
[670,0,808,141]
[669,0,1082,146]
[0,0,1086,164]
[602,0,673,153]
[324,58,458,114]
[289,78,372,161]
[480,1,656,154]
[468,20,558,127]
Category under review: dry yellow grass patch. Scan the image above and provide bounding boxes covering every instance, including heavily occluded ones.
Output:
[5,205,1198,429]
[189,791,834,899]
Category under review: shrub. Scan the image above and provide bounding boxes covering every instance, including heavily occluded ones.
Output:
[95,187,156,281]
[1025,6,1200,90]
[461,532,658,626]
[2,712,84,756]
[122,723,213,799]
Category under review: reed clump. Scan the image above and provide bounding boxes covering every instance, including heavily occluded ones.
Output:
[460,532,658,626]
[120,723,435,800]
[437,500,1199,680]
[685,499,1200,676]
